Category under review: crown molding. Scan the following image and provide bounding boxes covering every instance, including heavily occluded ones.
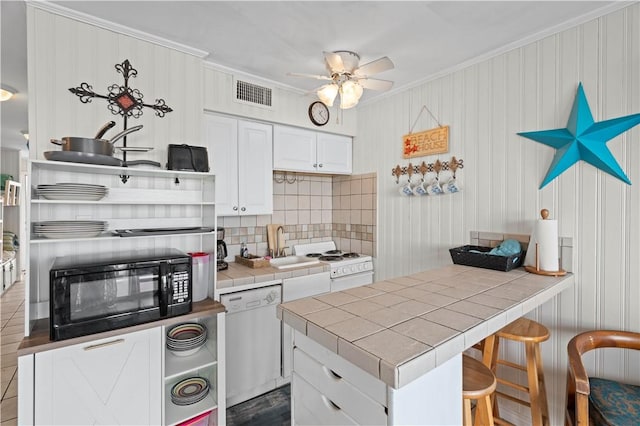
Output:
[26,0,209,58]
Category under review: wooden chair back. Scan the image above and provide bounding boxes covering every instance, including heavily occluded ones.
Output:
[565,329,640,426]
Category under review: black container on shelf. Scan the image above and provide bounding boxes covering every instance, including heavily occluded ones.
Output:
[449,245,525,272]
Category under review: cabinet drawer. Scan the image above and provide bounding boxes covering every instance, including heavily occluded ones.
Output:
[292,373,358,426]
[293,348,387,425]
[294,331,387,405]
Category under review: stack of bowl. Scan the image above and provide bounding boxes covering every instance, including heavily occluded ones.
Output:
[171,377,210,406]
[166,322,207,357]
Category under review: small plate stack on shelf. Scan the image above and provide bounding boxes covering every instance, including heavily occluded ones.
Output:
[166,322,208,357]
[170,377,210,406]
[33,220,107,239]
[36,183,108,201]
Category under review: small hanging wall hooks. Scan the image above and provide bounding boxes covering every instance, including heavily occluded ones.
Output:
[392,156,463,183]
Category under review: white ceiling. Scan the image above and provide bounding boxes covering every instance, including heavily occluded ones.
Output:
[1,1,630,152]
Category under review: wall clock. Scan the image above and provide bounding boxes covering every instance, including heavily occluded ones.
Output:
[308,101,329,126]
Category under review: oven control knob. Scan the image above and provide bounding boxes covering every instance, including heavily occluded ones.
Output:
[358,264,363,271]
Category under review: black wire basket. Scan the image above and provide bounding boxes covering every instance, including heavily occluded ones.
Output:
[449,245,525,272]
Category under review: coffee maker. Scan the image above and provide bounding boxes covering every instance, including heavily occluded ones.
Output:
[216,228,228,271]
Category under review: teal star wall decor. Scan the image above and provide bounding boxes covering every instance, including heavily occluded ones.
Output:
[518,82,640,189]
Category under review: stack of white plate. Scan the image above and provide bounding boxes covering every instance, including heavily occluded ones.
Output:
[33,220,107,239]
[170,377,210,406]
[37,183,108,201]
[166,322,207,357]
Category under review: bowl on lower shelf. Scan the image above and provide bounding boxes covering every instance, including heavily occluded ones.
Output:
[171,376,210,406]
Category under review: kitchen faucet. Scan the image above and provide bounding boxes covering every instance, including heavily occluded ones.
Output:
[275,225,288,258]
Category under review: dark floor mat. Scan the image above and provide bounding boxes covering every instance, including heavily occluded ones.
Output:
[226,385,291,426]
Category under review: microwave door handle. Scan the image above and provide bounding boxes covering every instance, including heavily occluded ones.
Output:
[159,263,169,316]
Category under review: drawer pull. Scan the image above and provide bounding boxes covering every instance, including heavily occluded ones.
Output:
[84,338,125,351]
[322,395,341,411]
[323,366,342,380]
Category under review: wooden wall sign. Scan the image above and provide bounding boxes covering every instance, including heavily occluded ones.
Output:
[403,126,449,158]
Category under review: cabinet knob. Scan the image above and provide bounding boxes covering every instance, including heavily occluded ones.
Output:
[318,163,323,168]
[241,207,246,212]
[233,206,238,211]
[313,163,318,168]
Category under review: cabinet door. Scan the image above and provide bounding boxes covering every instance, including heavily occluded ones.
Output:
[238,120,273,215]
[317,133,352,174]
[34,328,162,425]
[206,114,239,216]
[282,272,330,379]
[273,125,317,172]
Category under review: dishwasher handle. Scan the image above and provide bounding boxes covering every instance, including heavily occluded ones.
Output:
[220,284,282,314]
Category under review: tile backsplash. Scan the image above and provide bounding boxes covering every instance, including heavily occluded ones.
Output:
[217,172,377,259]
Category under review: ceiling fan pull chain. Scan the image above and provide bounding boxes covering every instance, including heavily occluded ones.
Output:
[408,105,443,134]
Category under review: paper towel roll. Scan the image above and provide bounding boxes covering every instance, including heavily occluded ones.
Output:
[525,218,559,271]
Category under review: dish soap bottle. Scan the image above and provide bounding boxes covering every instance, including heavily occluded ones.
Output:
[240,242,249,258]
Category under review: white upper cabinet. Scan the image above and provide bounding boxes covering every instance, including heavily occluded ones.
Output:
[206,113,273,216]
[316,132,353,174]
[273,125,352,174]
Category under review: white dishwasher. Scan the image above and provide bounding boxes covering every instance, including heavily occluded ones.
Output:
[221,284,282,407]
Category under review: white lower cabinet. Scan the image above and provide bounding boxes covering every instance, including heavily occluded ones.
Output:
[291,330,464,426]
[34,328,162,425]
[292,333,388,426]
[29,310,226,426]
[281,272,330,380]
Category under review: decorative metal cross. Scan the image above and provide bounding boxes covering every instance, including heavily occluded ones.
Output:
[69,59,173,163]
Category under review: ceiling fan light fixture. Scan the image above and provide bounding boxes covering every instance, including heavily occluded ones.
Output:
[0,84,17,102]
[339,80,363,109]
[317,83,339,107]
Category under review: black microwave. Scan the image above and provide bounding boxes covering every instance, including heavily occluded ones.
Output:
[49,248,192,341]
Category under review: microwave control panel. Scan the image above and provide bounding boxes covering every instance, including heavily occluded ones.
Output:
[172,270,190,303]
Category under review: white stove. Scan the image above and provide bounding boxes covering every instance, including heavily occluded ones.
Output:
[293,241,374,290]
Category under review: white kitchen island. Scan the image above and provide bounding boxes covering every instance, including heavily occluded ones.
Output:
[277,265,574,425]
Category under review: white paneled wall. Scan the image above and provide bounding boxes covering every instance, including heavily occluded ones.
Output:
[202,65,357,136]
[356,4,639,424]
[27,6,203,164]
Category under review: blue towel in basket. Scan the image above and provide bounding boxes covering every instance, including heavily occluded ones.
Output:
[488,239,521,257]
[469,239,521,258]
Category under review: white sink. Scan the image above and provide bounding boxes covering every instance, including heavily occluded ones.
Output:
[270,255,320,270]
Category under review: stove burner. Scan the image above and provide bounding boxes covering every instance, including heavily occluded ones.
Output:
[319,255,344,262]
[325,249,342,255]
[342,252,360,258]
[306,253,323,258]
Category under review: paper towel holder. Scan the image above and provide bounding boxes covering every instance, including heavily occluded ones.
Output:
[524,209,567,276]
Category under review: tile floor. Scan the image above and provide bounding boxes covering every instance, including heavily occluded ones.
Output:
[1,280,23,426]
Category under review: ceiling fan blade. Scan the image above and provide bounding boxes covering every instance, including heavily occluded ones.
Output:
[354,56,394,77]
[357,78,394,91]
[287,72,332,81]
[323,51,345,73]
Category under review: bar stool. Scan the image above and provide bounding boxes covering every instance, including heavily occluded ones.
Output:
[483,317,550,426]
[463,354,497,426]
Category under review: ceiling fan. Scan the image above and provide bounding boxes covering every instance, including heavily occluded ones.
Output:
[289,51,394,109]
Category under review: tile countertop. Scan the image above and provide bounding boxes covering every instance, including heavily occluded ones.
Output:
[216,261,331,290]
[277,265,574,389]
